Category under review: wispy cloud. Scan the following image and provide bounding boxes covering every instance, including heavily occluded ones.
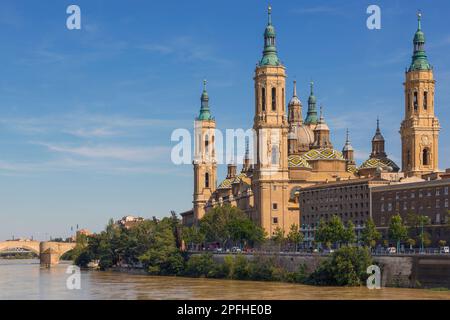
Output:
[36,142,170,162]
[0,113,185,137]
[139,36,232,66]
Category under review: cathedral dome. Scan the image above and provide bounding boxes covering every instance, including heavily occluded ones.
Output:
[297,125,314,147]
[288,95,301,107]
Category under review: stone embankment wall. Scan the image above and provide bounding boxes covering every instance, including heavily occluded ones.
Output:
[210,253,450,289]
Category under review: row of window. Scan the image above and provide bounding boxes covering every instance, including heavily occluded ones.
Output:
[407,90,430,112]
[380,198,449,212]
[302,193,369,204]
[305,202,369,212]
[261,87,285,112]
[380,186,449,201]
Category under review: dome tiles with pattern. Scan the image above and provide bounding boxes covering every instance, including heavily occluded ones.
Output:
[288,155,312,169]
[302,148,345,161]
[359,157,400,172]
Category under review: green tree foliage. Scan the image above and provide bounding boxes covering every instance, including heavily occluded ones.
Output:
[360,218,381,248]
[342,221,357,245]
[286,224,304,252]
[199,205,266,249]
[316,215,351,248]
[73,217,184,275]
[388,214,408,251]
[308,246,373,286]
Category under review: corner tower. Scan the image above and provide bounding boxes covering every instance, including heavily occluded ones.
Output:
[193,80,217,222]
[252,6,292,236]
[400,12,440,177]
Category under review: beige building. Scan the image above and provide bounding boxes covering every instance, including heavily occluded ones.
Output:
[182,9,443,237]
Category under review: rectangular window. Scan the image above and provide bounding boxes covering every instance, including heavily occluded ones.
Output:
[388,203,392,212]
[424,91,428,110]
[271,87,277,111]
[445,187,448,195]
[381,204,384,212]
[273,217,278,224]
[436,199,440,209]
[436,188,440,196]
[445,199,448,208]
[414,92,418,111]
[261,87,266,111]
[272,203,278,210]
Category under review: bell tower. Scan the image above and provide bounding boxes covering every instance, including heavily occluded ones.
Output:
[193,80,217,222]
[252,6,292,236]
[400,12,440,177]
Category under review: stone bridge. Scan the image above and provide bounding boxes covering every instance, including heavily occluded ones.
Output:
[0,240,76,266]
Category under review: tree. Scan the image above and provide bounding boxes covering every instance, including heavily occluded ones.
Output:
[342,221,356,245]
[199,205,265,249]
[182,226,205,250]
[388,214,408,252]
[307,246,373,286]
[360,218,381,249]
[271,227,286,251]
[316,215,345,249]
[439,240,447,247]
[286,224,304,252]
[407,238,416,250]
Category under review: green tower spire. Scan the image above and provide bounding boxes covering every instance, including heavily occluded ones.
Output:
[304,81,318,125]
[197,80,213,121]
[259,5,282,66]
[409,11,431,71]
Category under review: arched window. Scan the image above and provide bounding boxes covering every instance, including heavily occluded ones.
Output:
[422,149,429,166]
[261,87,266,111]
[205,136,209,155]
[407,93,411,111]
[423,91,428,110]
[271,87,276,111]
[407,149,411,166]
[205,172,210,188]
[271,145,279,165]
[413,92,418,111]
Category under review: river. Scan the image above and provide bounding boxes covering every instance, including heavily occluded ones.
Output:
[1,259,449,300]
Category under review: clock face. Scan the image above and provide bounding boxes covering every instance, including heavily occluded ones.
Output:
[421,135,430,146]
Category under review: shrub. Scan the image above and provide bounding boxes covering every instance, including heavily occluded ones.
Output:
[308,246,373,286]
[184,254,215,277]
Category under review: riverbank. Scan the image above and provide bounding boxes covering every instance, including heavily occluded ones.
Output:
[2,259,450,299]
[94,251,450,290]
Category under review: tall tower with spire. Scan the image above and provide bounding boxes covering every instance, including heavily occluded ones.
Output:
[252,6,292,236]
[400,12,440,177]
[304,81,318,126]
[311,106,332,149]
[342,129,356,172]
[193,80,217,222]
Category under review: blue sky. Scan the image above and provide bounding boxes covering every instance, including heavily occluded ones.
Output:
[0,0,449,240]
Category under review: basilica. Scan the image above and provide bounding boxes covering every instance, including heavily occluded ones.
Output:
[181,8,441,236]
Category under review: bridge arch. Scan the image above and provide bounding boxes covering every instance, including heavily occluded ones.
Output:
[0,241,41,256]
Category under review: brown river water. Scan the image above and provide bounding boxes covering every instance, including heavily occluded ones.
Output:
[1,259,449,300]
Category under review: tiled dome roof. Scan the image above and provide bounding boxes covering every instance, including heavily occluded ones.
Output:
[359,157,400,172]
[288,155,312,168]
[217,173,247,189]
[302,148,345,161]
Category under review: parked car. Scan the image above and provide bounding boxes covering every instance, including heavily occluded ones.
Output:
[440,246,450,254]
[386,247,397,254]
[231,247,242,253]
[214,248,223,253]
[323,249,334,254]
